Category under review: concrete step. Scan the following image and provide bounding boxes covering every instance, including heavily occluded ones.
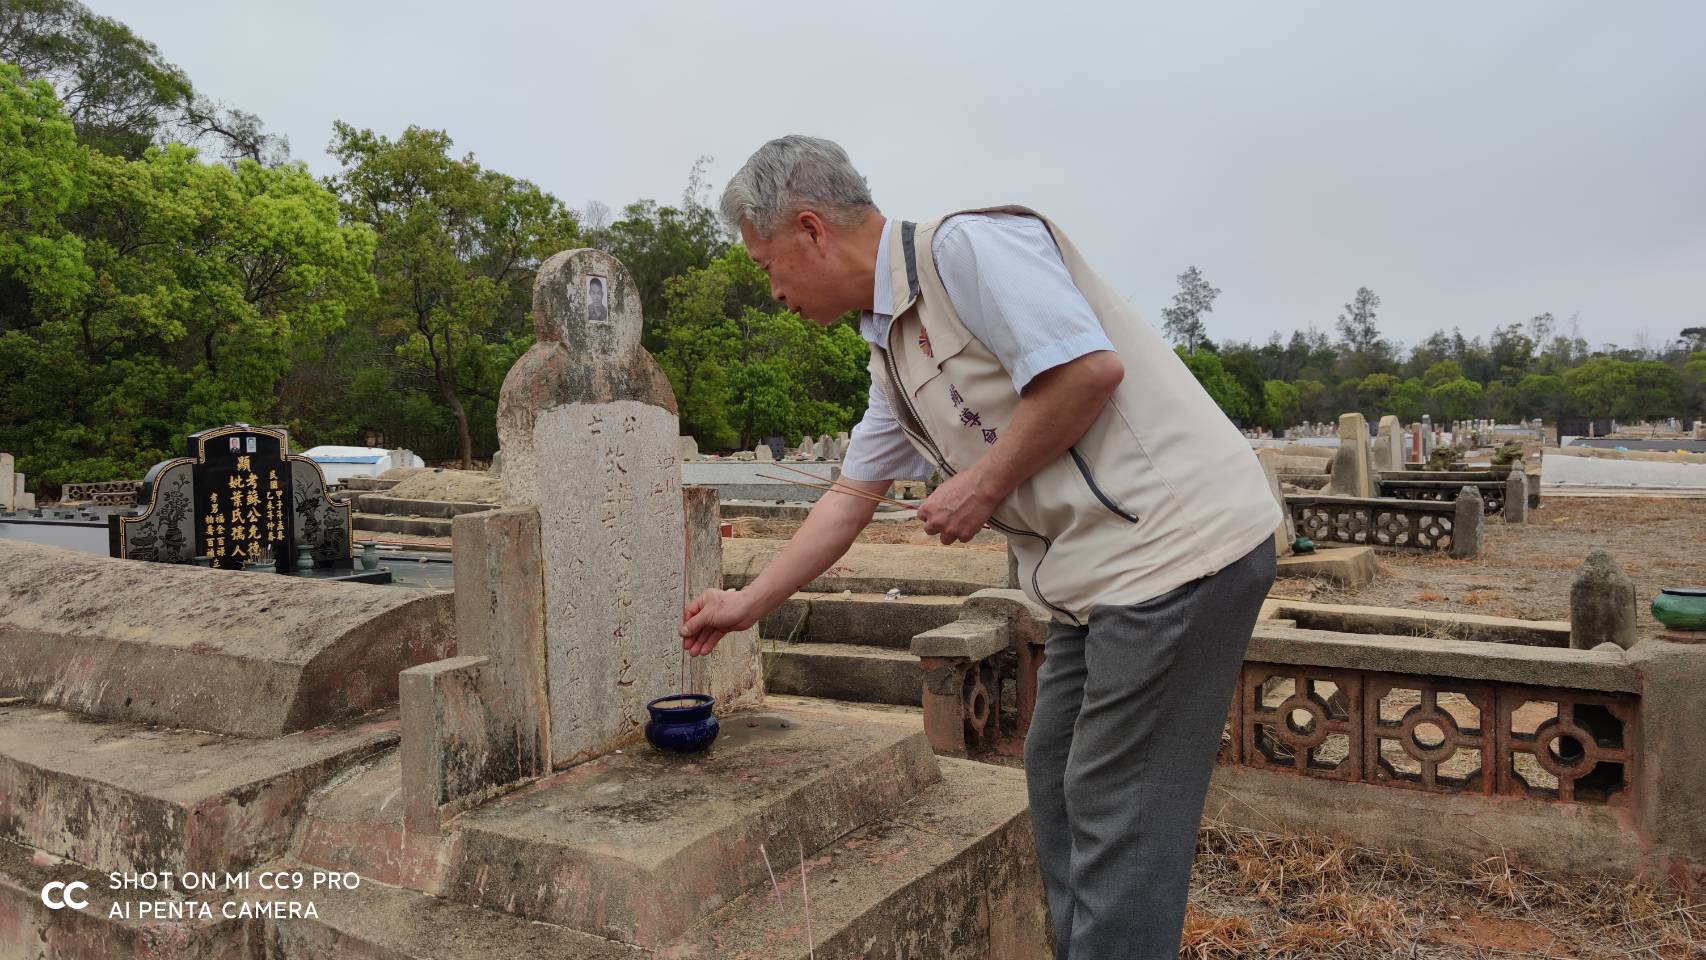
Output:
[265,873,640,960]
[352,494,498,520]
[0,837,256,958]
[0,702,397,877]
[764,642,923,707]
[438,703,940,947]
[760,592,964,649]
[674,756,1045,958]
[352,512,454,537]
[276,758,1043,960]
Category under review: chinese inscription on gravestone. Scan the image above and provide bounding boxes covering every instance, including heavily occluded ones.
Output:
[109,424,351,570]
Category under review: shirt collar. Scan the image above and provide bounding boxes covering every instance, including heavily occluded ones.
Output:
[860,218,893,345]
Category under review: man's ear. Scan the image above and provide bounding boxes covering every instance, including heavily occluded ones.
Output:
[797,210,828,253]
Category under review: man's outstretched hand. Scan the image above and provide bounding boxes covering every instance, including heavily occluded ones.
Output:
[679,587,759,657]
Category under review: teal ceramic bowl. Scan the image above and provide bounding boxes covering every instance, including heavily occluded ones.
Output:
[1652,588,1706,631]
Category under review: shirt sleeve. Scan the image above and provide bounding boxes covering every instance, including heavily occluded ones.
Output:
[932,213,1116,393]
[839,378,938,483]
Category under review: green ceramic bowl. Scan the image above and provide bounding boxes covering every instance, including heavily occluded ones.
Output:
[1652,588,1706,631]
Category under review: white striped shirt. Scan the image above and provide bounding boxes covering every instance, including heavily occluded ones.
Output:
[841,212,1115,482]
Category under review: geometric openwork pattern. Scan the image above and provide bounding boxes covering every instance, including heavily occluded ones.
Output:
[1289,498,1456,551]
[1227,663,1637,808]
[1384,481,1506,515]
[1496,686,1636,805]
[1237,666,1363,781]
[1366,676,1494,795]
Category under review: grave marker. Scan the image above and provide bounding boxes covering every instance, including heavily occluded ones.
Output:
[108,425,350,570]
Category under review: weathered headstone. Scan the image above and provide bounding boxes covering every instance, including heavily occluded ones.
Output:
[0,453,12,512]
[488,449,503,476]
[754,443,773,461]
[1422,415,1434,458]
[493,248,742,766]
[1254,449,1296,557]
[1329,413,1374,498]
[1373,416,1403,473]
[1451,485,1483,558]
[108,425,349,570]
[1504,464,1528,523]
[677,435,698,461]
[1570,550,1637,650]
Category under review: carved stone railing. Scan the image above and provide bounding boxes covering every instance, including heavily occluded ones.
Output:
[912,596,1706,877]
[1377,466,1529,521]
[1285,487,1483,556]
[64,480,142,504]
[911,590,1047,758]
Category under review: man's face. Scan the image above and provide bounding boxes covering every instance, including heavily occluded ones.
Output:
[741,215,841,325]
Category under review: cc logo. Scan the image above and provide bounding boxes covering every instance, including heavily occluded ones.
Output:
[40,880,89,910]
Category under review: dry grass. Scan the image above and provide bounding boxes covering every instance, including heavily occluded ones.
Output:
[1185,819,1706,958]
[1412,588,1445,603]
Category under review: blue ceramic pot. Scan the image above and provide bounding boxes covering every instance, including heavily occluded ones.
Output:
[1652,588,1706,632]
[645,694,719,753]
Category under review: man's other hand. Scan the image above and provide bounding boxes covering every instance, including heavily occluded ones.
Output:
[916,471,1000,545]
[679,588,758,657]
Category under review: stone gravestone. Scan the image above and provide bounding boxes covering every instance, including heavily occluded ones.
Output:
[13,474,32,511]
[1373,415,1403,473]
[1253,449,1295,557]
[1329,413,1374,498]
[753,443,773,462]
[1570,550,1637,650]
[493,248,757,767]
[0,453,12,511]
[676,435,698,461]
[108,425,350,571]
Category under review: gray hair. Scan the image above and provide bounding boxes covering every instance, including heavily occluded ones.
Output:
[719,135,877,237]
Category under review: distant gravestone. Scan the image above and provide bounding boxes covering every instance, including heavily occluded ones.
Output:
[754,444,773,462]
[677,435,698,461]
[109,425,350,570]
[1253,449,1295,557]
[1373,416,1403,473]
[1329,413,1374,498]
[495,249,705,764]
[762,435,785,460]
[0,453,13,512]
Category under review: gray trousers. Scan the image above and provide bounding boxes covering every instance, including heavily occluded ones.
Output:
[1024,536,1275,959]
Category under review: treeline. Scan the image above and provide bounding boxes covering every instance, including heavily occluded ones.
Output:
[1161,271,1706,431]
[0,2,865,493]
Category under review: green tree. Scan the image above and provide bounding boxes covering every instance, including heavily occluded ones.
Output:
[1389,377,1428,424]
[1422,359,1463,388]
[1564,357,1634,420]
[1620,361,1685,427]
[328,122,577,468]
[1179,348,1249,423]
[1261,379,1300,431]
[1160,265,1219,353]
[1514,374,1568,425]
[1335,286,1391,378]
[0,63,88,330]
[1428,377,1482,422]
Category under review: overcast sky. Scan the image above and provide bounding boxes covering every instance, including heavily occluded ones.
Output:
[97,0,1706,353]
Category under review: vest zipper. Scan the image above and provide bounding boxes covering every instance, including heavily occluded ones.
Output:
[878,345,1080,625]
[1069,446,1140,524]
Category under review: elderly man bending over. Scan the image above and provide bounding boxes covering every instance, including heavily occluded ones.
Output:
[679,135,1279,960]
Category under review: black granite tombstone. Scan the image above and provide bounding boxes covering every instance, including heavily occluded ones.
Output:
[109,424,352,571]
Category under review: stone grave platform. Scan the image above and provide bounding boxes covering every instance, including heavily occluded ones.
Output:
[0,702,399,877]
[284,702,1040,959]
[0,540,454,737]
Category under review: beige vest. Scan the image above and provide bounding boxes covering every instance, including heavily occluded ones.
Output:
[869,207,1280,623]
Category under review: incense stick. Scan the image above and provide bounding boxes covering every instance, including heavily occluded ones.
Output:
[754,473,917,511]
[764,462,921,508]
